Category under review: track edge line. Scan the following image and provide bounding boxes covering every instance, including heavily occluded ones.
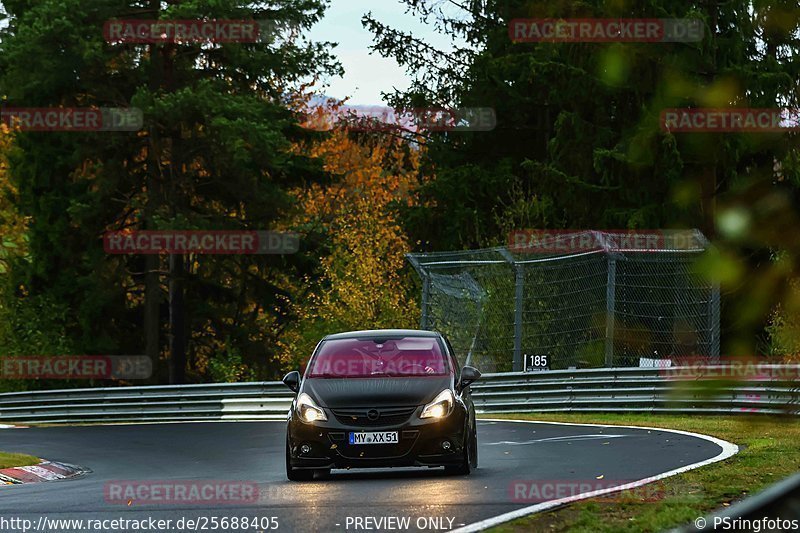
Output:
[453,418,739,532]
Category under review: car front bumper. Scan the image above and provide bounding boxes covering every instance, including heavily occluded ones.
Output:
[287,405,468,470]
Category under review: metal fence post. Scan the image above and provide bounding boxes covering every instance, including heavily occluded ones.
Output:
[605,256,617,367]
[513,264,524,372]
[421,272,431,329]
[406,254,431,330]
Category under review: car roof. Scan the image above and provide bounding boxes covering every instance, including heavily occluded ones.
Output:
[322,329,441,340]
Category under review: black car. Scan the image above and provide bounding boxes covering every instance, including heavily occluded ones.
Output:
[282,329,481,481]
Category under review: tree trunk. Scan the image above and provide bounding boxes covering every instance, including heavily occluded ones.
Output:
[168,253,186,384]
[143,0,163,380]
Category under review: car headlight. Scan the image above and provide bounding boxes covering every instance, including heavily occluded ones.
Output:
[296,392,327,423]
[420,389,454,419]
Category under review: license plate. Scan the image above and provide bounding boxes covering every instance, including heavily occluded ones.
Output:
[348,431,398,445]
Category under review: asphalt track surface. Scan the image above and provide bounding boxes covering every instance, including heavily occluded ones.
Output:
[0,420,729,532]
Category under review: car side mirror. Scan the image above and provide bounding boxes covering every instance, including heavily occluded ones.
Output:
[458,366,481,389]
[282,371,301,393]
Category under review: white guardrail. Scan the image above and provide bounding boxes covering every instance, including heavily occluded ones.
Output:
[0,366,798,424]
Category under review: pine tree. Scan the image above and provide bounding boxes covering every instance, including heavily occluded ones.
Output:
[0,1,342,383]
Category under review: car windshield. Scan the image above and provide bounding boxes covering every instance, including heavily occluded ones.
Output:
[306,336,450,378]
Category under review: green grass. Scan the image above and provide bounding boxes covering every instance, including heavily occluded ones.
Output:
[0,451,39,469]
[480,413,800,532]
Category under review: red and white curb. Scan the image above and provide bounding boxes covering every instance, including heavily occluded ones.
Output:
[0,424,28,429]
[0,460,88,485]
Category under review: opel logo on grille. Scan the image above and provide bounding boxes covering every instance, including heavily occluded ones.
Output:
[366,409,380,421]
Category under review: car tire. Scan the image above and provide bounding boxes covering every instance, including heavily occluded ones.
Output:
[445,428,473,476]
[286,438,314,481]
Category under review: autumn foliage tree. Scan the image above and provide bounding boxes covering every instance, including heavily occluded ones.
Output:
[0,124,24,274]
[278,118,423,370]
[0,125,77,392]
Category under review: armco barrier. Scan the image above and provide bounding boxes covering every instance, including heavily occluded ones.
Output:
[0,366,798,424]
[0,382,291,424]
[470,366,800,415]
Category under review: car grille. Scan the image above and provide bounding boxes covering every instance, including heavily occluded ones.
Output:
[331,406,416,427]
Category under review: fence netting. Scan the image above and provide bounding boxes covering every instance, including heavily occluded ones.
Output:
[407,230,720,372]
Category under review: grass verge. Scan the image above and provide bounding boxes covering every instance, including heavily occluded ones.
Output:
[480,413,800,532]
[0,451,39,469]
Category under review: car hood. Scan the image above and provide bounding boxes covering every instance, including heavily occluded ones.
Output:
[302,376,452,408]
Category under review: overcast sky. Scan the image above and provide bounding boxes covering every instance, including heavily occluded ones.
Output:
[0,0,461,105]
[311,0,462,104]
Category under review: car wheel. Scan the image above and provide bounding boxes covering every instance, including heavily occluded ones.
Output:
[286,438,314,481]
[445,429,472,475]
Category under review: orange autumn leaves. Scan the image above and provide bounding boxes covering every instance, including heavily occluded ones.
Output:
[0,124,28,274]
[278,122,423,368]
